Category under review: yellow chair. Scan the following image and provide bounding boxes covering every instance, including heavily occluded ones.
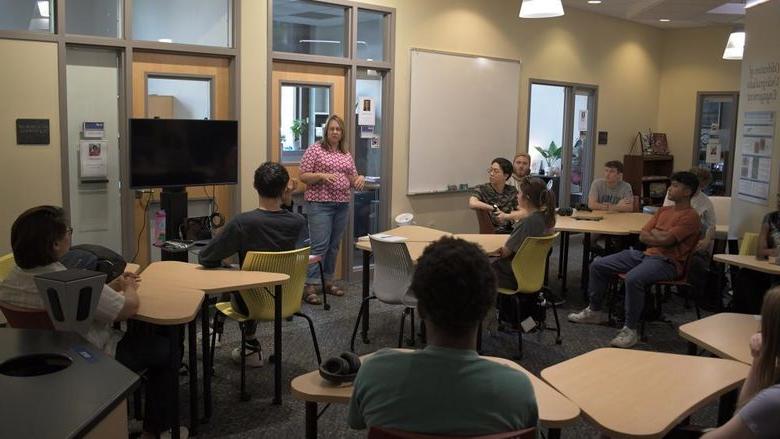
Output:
[739,232,759,256]
[0,253,15,280]
[215,247,321,401]
[497,232,561,358]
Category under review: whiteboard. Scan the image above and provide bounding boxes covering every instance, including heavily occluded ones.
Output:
[408,49,522,194]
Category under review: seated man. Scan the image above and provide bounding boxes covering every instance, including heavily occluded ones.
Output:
[469,158,519,233]
[348,237,538,435]
[198,162,306,367]
[0,206,177,437]
[588,160,634,212]
[506,152,532,188]
[569,172,701,348]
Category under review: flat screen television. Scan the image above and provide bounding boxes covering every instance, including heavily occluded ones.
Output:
[129,118,238,189]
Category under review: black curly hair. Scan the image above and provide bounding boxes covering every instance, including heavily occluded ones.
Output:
[410,237,496,336]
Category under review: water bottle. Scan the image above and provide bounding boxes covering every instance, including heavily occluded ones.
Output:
[153,210,166,245]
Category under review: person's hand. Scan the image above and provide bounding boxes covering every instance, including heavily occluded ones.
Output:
[109,273,140,292]
[320,173,339,184]
[695,239,709,253]
[750,332,763,358]
[353,175,366,190]
[496,211,510,223]
[618,198,633,209]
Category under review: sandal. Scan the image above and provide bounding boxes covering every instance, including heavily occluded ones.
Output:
[325,283,345,297]
[303,285,322,305]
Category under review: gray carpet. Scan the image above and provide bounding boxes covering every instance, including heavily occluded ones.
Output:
[176,234,721,438]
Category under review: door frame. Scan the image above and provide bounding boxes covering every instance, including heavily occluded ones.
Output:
[527,78,599,208]
[691,91,739,196]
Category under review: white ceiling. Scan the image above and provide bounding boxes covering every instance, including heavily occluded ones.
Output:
[562,0,747,28]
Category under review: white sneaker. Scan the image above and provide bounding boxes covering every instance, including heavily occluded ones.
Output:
[197,328,221,348]
[143,426,189,439]
[231,342,264,368]
[567,306,607,325]
[610,326,639,348]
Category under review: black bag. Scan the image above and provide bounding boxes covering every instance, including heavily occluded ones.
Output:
[498,293,546,329]
[60,244,127,283]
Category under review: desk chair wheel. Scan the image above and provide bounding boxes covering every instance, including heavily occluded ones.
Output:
[268,353,277,364]
[324,303,331,311]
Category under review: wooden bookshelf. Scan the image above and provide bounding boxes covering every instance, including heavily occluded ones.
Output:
[624,154,673,207]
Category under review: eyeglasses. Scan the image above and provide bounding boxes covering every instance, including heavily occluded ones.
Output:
[487,168,502,175]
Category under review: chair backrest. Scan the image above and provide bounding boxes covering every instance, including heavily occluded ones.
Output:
[33,269,106,333]
[0,253,15,281]
[370,235,415,304]
[238,247,310,320]
[368,427,536,439]
[709,196,730,231]
[475,209,496,234]
[0,302,54,330]
[739,232,759,256]
[508,232,559,294]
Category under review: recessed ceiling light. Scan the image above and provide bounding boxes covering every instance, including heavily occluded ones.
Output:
[659,18,671,22]
[587,1,602,4]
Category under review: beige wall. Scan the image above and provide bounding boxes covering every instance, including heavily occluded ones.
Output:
[339,0,665,232]
[729,0,780,239]
[0,39,62,255]
[657,26,742,172]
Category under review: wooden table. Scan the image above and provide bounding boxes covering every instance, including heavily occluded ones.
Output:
[679,313,760,365]
[713,254,780,275]
[140,260,290,419]
[554,211,652,295]
[541,348,749,439]
[291,350,580,439]
[131,275,204,439]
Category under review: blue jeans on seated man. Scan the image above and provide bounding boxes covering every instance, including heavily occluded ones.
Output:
[306,201,350,284]
[588,249,678,329]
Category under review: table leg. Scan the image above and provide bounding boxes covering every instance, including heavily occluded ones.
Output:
[547,428,561,439]
[361,249,371,343]
[558,232,565,279]
[274,283,283,405]
[305,401,318,439]
[168,324,182,439]
[718,389,738,426]
[200,304,212,420]
[187,319,199,436]
[561,232,569,294]
[581,233,591,299]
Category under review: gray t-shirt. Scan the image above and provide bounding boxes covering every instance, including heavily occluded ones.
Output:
[738,384,780,438]
[505,210,549,254]
[589,179,633,205]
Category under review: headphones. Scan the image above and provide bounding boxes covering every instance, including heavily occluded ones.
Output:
[319,352,361,384]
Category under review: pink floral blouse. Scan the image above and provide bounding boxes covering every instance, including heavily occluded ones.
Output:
[299,142,357,203]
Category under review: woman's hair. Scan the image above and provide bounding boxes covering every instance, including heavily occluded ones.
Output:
[518,177,556,228]
[491,157,513,180]
[756,286,780,390]
[321,114,348,153]
[11,205,68,269]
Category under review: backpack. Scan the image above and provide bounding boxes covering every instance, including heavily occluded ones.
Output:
[60,244,127,283]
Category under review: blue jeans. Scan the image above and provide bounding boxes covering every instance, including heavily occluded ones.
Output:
[306,201,350,284]
[588,249,677,329]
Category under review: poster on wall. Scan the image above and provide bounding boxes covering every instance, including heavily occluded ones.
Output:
[737,111,775,204]
[79,140,108,181]
[358,97,375,126]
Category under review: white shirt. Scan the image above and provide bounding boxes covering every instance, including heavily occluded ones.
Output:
[0,262,125,356]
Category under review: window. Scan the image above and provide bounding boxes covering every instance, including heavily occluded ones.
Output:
[132,0,232,47]
[146,76,212,120]
[273,0,348,57]
[279,84,330,163]
[66,0,122,38]
[357,9,385,61]
[0,0,53,33]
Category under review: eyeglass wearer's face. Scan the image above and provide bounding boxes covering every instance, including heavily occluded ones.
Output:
[326,120,342,146]
[488,164,505,185]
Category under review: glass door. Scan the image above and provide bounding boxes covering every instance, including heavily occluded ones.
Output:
[528,82,597,208]
[693,92,739,196]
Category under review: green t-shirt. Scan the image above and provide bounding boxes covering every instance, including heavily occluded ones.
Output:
[347,346,538,435]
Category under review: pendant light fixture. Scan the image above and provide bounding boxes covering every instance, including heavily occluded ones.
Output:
[519,0,565,18]
[722,25,745,60]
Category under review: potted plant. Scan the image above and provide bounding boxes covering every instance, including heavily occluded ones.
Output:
[290,118,307,149]
[535,141,562,176]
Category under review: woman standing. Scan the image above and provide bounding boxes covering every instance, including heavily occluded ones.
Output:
[299,115,365,304]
